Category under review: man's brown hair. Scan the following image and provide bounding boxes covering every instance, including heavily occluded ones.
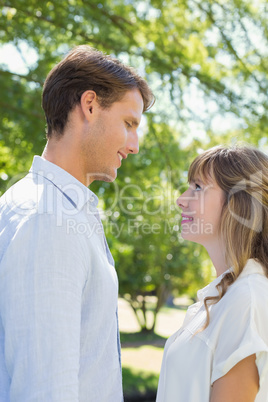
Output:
[42,45,155,137]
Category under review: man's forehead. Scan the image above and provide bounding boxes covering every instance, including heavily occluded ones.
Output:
[120,89,144,108]
[119,91,143,120]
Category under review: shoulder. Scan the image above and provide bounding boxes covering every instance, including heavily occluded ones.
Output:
[212,262,268,332]
[0,196,90,267]
[0,171,88,233]
[226,261,268,307]
[0,171,81,219]
[210,262,268,386]
[0,209,91,284]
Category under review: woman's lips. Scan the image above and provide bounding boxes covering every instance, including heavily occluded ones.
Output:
[181,214,194,223]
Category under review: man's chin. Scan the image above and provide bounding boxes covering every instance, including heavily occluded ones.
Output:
[89,170,117,184]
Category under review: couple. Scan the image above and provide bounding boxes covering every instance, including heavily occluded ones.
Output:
[0,46,267,401]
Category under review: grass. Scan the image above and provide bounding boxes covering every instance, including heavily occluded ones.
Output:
[121,331,165,400]
[122,345,164,374]
[119,300,187,400]
[120,330,167,346]
[123,367,158,401]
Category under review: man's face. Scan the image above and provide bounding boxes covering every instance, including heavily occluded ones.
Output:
[81,88,144,185]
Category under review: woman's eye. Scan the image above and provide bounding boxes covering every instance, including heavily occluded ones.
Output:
[195,183,201,191]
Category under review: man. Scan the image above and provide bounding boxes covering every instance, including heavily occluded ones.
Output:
[0,45,154,401]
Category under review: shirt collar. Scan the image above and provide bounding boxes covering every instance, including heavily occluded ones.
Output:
[238,258,266,278]
[197,271,228,302]
[29,156,99,210]
[197,258,265,302]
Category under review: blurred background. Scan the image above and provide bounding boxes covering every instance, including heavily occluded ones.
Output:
[1,0,267,400]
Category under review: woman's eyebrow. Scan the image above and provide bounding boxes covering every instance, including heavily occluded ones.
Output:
[192,177,204,184]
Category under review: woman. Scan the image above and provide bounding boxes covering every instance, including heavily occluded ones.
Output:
[156,145,268,402]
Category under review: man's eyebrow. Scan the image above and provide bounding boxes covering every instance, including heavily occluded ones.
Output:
[126,117,140,127]
[132,119,140,127]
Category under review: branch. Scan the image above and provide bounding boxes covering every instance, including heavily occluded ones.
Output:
[0,69,43,85]
[194,0,266,93]
[141,296,147,329]
[144,49,234,99]
[1,4,106,48]
[128,299,144,329]
[150,127,174,171]
[84,1,134,26]
[0,101,44,120]
[81,0,137,42]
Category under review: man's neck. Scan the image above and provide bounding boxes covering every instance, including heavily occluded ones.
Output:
[42,137,88,186]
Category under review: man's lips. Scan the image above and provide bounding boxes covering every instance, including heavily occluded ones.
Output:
[118,152,127,165]
[118,152,127,160]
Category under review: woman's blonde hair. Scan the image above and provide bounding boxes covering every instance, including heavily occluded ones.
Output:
[188,145,268,330]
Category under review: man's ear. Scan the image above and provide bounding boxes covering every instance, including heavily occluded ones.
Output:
[80,90,98,121]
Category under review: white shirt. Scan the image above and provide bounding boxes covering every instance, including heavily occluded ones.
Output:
[156,259,268,402]
[0,156,123,401]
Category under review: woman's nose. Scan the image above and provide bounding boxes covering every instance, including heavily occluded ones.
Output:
[176,190,189,208]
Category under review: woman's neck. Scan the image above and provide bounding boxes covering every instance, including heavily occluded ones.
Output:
[205,239,228,277]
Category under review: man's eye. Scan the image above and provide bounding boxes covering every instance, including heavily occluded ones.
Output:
[125,121,132,128]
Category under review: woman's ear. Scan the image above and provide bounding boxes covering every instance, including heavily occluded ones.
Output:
[80,90,98,120]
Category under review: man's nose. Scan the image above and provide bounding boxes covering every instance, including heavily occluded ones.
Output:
[127,130,139,154]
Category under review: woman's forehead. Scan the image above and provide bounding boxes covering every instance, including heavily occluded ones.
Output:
[188,164,214,184]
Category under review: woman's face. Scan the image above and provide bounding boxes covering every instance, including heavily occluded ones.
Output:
[177,176,225,248]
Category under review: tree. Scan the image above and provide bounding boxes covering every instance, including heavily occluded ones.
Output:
[1,0,267,331]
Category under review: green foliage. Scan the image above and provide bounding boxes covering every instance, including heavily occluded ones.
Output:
[0,0,267,330]
[92,123,214,331]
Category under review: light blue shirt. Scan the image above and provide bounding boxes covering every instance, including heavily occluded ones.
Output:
[0,156,123,401]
